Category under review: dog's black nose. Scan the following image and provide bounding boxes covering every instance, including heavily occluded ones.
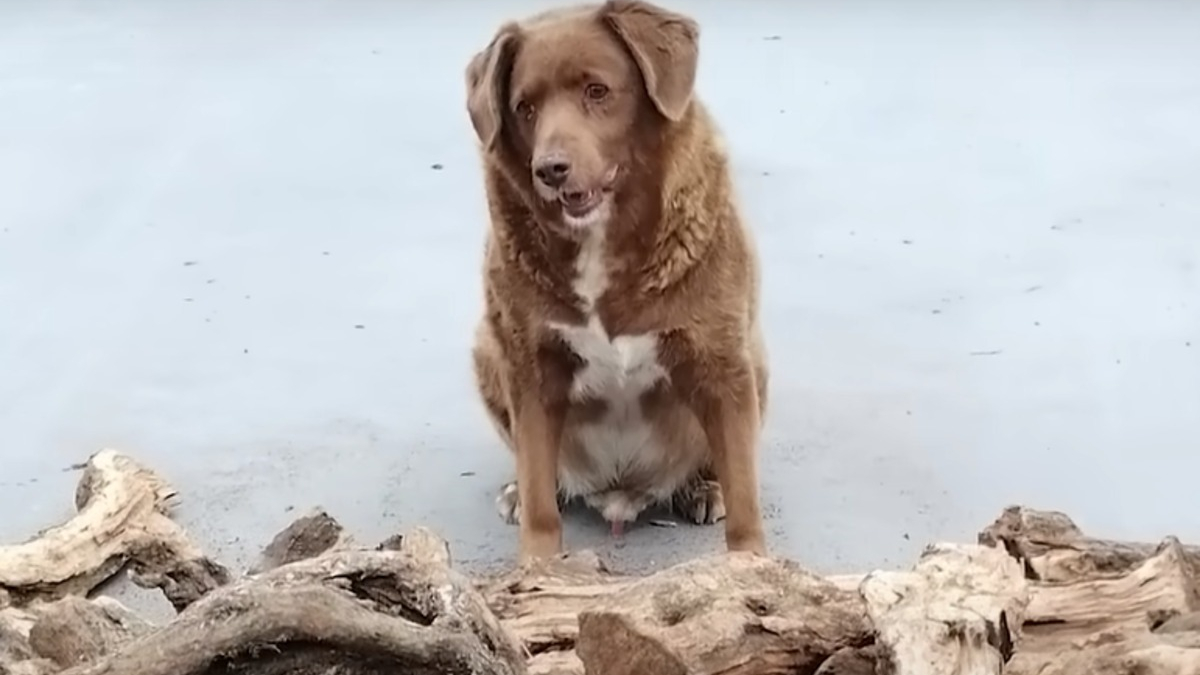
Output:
[534,158,571,188]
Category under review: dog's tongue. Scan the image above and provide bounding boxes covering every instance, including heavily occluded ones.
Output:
[610,519,624,538]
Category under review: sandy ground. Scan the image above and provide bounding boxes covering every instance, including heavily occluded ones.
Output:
[2,0,1198,617]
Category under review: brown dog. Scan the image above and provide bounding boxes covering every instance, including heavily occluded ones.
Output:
[465,0,769,562]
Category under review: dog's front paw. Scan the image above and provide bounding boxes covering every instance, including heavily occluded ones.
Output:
[673,478,726,525]
[495,481,521,525]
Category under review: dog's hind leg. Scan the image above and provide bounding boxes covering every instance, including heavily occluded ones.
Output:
[472,322,515,450]
[473,322,530,525]
[495,480,522,524]
[670,468,727,526]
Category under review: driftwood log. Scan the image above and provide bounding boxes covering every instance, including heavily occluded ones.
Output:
[4,451,1200,675]
[859,542,1026,674]
[575,552,872,675]
[0,450,228,608]
[980,506,1200,674]
[56,544,526,675]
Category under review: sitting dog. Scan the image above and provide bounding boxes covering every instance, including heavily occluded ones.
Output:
[465,0,769,562]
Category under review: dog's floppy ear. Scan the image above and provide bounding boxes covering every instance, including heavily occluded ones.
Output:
[466,23,520,149]
[602,0,699,122]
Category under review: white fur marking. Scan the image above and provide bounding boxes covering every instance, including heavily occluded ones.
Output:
[572,222,609,311]
[557,319,664,400]
[548,221,672,506]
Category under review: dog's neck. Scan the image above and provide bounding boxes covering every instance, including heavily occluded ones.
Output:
[483,101,729,305]
[635,102,730,294]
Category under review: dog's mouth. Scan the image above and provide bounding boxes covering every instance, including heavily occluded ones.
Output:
[556,166,619,223]
[559,189,605,218]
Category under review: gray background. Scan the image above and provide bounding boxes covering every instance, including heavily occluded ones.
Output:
[2,0,1198,617]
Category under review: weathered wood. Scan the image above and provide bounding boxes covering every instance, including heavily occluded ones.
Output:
[0,451,190,604]
[249,508,347,574]
[527,650,584,675]
[812,645,888,675]
[1156,611,1200,634]
[978,505,1200,582]
[56,548,526,675]
[26,596,151,669]
[860,543,1027,675]
[480,510,1200,675]
[392,526,452,568]
[574,553,873,675]
[1035,632,1200,675]
[15,448,1200,675]
[479,552,876,675]
[481,550,631,669]
[126,541,230,613]
[972,506,1200,674]
[1006,536,1200,674]
[1,605,43,673]
[1,596,150,675]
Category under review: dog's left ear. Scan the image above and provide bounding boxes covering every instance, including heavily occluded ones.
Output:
[466,23,521,149]
[602,0,699,122]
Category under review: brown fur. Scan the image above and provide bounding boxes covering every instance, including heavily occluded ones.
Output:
[465,0,769,562]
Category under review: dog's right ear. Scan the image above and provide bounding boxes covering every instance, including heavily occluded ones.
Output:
[466,23,520,150]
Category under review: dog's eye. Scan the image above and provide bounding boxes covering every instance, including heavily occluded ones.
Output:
[514,100,534,119]
[585,83,609,101]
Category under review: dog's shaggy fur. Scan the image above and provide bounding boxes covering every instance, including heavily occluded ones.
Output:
[465,0,769,562]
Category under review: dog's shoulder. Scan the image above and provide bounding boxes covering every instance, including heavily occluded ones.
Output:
[640,102,758,300]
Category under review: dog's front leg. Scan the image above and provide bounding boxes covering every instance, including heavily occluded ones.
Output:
[703,369,767,554]
[512,389,565,562]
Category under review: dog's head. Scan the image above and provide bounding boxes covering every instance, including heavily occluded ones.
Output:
[466,1,699,233]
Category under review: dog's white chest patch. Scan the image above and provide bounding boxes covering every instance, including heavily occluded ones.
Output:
[550,226,667,402]
[548,226,671,499]
[556,318,664,400]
